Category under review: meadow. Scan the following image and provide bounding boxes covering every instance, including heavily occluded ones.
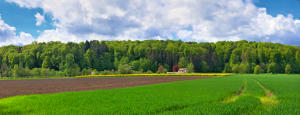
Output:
[0,74,299,114]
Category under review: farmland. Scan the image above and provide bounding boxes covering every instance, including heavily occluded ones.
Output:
[0,76,208,98]
[0,74,299,114]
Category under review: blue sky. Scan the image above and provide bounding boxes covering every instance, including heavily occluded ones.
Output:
[0,0,53,38]
[254,0,300,18]
[0,0,300,46]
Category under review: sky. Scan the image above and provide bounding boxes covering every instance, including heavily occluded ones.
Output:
[0,0,300,46]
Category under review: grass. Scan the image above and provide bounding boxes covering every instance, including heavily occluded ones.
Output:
[0,74,299,114]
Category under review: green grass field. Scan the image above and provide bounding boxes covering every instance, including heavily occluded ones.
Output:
[0,74,299,114]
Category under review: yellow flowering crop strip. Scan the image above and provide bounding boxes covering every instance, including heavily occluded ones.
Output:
[76,73,232,78]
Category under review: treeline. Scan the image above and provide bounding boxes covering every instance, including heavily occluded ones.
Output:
[0,40,300,77]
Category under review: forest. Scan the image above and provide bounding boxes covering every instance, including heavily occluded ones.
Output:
[0,40,299,77]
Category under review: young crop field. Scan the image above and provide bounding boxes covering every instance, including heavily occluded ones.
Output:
[0,74,299,114]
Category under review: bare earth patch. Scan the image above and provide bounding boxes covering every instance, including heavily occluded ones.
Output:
[0,76,211,98]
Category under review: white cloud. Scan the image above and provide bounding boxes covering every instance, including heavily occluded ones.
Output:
[35,13,45,26]
[0,15,35,46]
[5,0,300,45]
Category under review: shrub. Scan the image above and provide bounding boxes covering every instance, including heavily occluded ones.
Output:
[146,70,153,74]
[285,64,292,74]
[187,63,194,73]
[41,68,51,76]
[223,63,231,73]
[267,62,280,73]
[239,63,250,73]
[254,65,264,74]
[64,64,81,77]
[100,70,116,75]
[0,63,10,77]
[91,69,99,75]
[81,68,89,75]
[231,64,239,73]
[118,64,132,74]
[178,57,188,68]
[157,65,164,73]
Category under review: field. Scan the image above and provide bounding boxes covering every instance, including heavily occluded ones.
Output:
[0,76,208,98]
[0,74,299,114]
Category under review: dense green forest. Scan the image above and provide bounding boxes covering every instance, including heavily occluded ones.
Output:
[0,40,299,77]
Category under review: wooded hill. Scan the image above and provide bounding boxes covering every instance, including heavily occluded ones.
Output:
[0,40,299,77]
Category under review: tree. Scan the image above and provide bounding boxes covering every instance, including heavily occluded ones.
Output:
[285,64,292,74]
[139,58,154,72]
[12,64,20,77]
[267,62,280,74]
[232,64,239,73]
[178,57,188,68]
[64,54,80,76]
[223,63,231,73]
[254,65,263,74]
[119,57,130,65]
[42,56,51,68]
[1,40,300,76]
[118,64,132,74]
[230,48,242,66]
[201,61,209,72]
[239,63,250,73]
[84,49,97,69]
[130,60,140,71]
[186,63,194,73]
[64,64,80,76]
[0,63,10,77]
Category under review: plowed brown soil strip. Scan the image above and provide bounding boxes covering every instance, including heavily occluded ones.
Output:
[0,76,211,98]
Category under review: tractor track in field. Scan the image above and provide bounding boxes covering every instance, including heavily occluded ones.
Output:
[152,79,249,114]
[222,79,247,103]
[255,80,278,105]
[0,76,212,99]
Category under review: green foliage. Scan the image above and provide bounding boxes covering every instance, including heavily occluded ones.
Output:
[0,40,299,77]
[42,56,51,68]
[253,65,263,74]
[130,60,140,71]
[139,58,155,72]
[223,63,231,73]
[200,61,209,72]
[232,64,239,73]
[239,63,250,73]
[12,64,22,77]
[267,62,280,73]
[231,63,251,73]
[119,57,130,65]
[285,64,292,74]
[178,57,188,68]
[118,64,132,74]
[0,63,10,77]
[100,70,117,75]
[64,64,80,77]
[186,63,195,73]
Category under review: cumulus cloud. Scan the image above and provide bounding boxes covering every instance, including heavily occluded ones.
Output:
[35,13,45,26]
[0,15,35,46]
[5,0,300,45]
